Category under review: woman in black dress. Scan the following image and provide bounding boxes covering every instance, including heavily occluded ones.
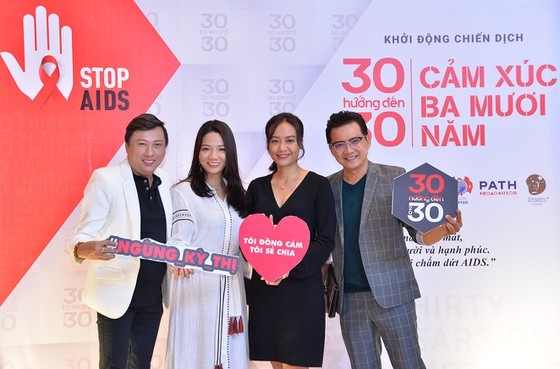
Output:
[245,112,335,368]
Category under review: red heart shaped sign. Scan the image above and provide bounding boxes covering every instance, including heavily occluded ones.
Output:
[239,213,310,282]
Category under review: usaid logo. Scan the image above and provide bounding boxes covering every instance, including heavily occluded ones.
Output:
[457,176,473,204]
[457,176,473,196]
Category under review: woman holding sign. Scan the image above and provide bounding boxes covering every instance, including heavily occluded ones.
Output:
[165,120,249,369]
[244,112,336,369]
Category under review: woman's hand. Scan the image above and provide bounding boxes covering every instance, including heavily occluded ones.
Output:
[262,272,289,286]
[171,265,195,279]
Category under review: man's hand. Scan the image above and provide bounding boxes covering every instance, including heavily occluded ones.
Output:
[442,209,463,235]
[421,209,463,246]
[75,240,117,261]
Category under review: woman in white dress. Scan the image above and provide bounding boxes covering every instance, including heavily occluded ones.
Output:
[165,120,249,369]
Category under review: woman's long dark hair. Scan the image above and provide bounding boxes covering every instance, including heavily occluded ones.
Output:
[179,120,245,216]
[265,112,305,172]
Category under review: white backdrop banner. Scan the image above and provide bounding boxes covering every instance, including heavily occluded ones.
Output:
[0,0,559,368]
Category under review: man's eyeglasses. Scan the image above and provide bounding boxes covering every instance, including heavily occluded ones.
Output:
[330,136,367,153]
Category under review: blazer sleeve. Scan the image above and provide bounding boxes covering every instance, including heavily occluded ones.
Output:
[71,169,113,247]
[392,166,419,243]
[402,222,419,243]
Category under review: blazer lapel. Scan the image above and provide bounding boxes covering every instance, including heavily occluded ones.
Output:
[120,160,141,239]
[331,171,344,246]
[156,168,173,236]
[360,161,379,232]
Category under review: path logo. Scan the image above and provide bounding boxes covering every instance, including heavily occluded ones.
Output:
[0,0,180,307]
[1,6,73,105]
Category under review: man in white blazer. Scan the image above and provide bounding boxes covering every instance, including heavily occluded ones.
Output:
[71,114,173,369]
[325,111,462,369]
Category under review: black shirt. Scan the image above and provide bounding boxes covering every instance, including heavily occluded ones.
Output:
[130,172,167,307]
[342,175,371,292]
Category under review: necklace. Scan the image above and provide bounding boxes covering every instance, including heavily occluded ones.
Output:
[277,178,294,191]
[276,173,300,191]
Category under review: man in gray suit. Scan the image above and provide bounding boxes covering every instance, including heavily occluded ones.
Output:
[325,110,462,369]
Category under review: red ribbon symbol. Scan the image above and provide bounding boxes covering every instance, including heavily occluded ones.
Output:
[35,55,65,106]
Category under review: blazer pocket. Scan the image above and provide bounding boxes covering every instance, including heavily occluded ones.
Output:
[93,265,125,280]
[387,251,407,261]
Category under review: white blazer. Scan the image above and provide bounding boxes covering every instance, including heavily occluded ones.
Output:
[72,159,173,319]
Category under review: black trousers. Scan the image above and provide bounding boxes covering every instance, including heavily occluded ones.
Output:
[97,302,163,369]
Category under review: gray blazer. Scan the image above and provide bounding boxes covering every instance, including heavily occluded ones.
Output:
[328,161,421,313]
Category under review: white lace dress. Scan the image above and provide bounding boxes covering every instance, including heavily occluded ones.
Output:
[165,181,249,369]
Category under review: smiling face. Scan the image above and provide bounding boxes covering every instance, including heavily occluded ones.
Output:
[329,121,371,175]
[125,126,166,180]
[199,131,227,179]
[267,121,301,170]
